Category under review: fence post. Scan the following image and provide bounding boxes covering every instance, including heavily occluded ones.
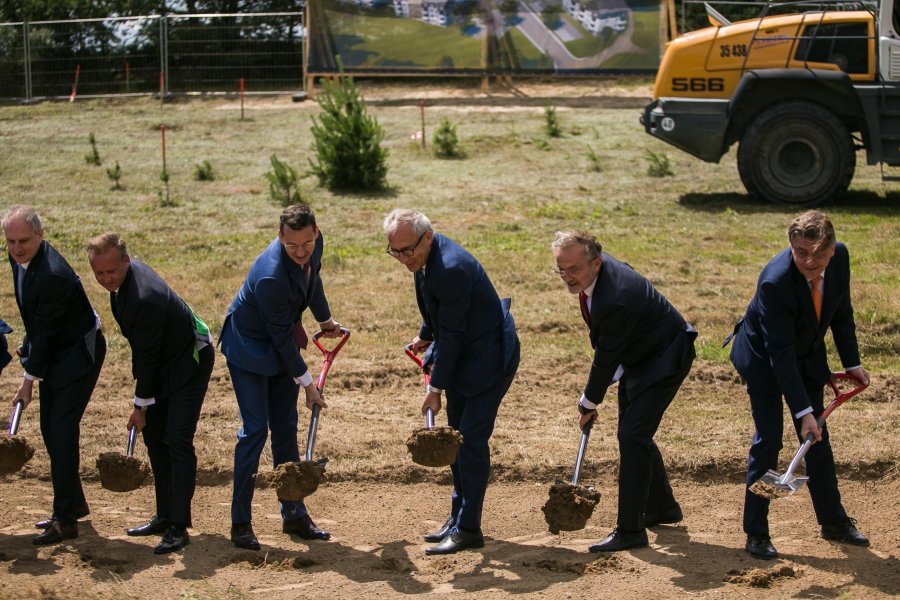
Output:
[23,21,32,102]
[159,15,169,97]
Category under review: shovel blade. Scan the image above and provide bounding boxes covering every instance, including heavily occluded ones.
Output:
[749,469,810,499]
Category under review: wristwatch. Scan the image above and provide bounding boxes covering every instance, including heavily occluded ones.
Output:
[577,403,595,415]
[133,403,148,412]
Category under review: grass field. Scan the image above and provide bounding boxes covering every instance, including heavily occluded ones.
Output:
[0,86,898,488]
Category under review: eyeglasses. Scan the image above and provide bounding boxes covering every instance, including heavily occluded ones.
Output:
[551,265,585,277]
[284,240,316,252]
[386,232,426,258]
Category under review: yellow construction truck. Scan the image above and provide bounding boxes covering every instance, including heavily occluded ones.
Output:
[642,0,900,205]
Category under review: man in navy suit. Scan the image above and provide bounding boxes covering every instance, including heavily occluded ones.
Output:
[729,210,870,560]
[552,230,696,553]
[220,204,342,550]
[3,205,106,545]
[383,209,520,555]
[87,233,214,554]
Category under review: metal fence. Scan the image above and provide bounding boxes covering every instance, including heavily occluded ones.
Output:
[0,11,306,102]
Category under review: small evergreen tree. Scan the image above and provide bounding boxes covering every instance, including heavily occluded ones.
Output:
[586,145,602,172]
[193,160,215,181]
[645,149,674,177]
[106,161,122,189]
[309,64,388,192]
[85,132,101,165]
[265,154,303,206]
[433,117,461,158]
[544,105,561,138]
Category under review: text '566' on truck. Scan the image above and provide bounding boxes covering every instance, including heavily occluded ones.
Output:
[642,0,900,206]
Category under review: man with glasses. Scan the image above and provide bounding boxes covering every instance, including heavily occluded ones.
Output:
[728,210,869,560]
[220,203,343,550]
[383,209,520,555]
[552,230,696,552]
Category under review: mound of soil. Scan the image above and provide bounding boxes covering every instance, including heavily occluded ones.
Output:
[0,435,35,475]
[96,452,150,492]
[724,565,798,588]
[541,482,601,534]
[406,426,464,467]
[272,461,324,501]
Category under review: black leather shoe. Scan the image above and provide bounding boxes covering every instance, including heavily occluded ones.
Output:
[424,516,456,543]
[821,518,869,547]
[283,515,330,540]
[745,535,778,559]
[644,503,683,528]
[33,521,78,545]
[231,523,261,551]
[127,515,170,537]
[588,528,648,552]
[154,525,190,554]
[425,528,485,555]
[36,502,90,529]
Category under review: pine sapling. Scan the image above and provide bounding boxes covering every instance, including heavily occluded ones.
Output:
[85,132,101,165]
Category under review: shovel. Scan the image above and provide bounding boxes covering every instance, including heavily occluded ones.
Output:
[542,418,601,533]
[273,327,350,501]
[0,400,35,475]
[96,426,150,492]
[403,344,463,468]
[749,372,868,500]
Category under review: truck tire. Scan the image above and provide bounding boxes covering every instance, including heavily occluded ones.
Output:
[737,101,855,206]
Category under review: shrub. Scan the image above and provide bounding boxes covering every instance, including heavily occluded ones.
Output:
[106,161,122,190]
[309,66,388,191]
[193,160,215,181]
[645,149,674,177]
[586,145,602,172]
[264,154,302,206]
[544,105,561,138]
[433,117,461,158]
[85,132,101,165]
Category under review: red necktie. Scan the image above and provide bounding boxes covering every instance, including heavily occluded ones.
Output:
[810,275,822,322]
[579,291,591,327]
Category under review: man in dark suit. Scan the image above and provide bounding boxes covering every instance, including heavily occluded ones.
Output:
[220,204,342,550]
[728,210,869,560]
[383,209,520,555]
[3,205,106,545]
[552,230,696,553]
[86,233,214,554]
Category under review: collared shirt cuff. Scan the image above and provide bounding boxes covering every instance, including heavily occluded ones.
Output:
[294,370,314,388]
[23,371,41,382]
[794,407,814,420]
[844,365,861,372]
[579,396,597,411]
[426,384,443,394]
[134,396,155,408]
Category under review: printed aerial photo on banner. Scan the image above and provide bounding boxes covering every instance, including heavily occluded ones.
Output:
[307,0,663,74]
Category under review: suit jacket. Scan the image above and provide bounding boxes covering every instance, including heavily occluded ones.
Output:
[729,242,860,416]
[112,259,201,399]
[0,318,11,372]
[9,240,100,387]
[219,233,331,378]
[584,254,696,405]
[417,233,518,396]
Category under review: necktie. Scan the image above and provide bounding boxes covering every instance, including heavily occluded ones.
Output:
[16,265,25,302]
[294,263,311,350]
[579,291,591,327]
[810,275,822,322]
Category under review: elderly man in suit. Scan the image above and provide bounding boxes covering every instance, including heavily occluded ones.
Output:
[383,208,520,555]
[220,204,342,550]
[3,205,106,545]
[552,230,696,553]
[87,233,214,554]
[728,210,870,560]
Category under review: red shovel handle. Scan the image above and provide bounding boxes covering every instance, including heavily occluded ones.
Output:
[312,327,351,391]
[404,343,430,386]
[821,371,869,422]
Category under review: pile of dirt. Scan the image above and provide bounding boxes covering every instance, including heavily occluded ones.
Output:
[272,461,324,501]
[406,426,463,467]
[541,482,601,534]
[724,565,798,588]
[0,435,35,475]
[95,452,150,492]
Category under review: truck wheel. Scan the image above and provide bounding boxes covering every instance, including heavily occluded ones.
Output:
[737,101,855,206]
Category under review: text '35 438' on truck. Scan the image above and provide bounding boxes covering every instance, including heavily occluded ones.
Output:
[642,0,900,206]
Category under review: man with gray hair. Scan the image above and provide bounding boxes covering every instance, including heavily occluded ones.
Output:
[3,205,106,545]
[553,230,696,552]
[384,208,519,555]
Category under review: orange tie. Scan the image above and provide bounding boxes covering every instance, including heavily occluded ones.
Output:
[810,276,822,322]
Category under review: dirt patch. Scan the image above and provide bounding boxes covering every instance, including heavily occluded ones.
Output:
[541,482,601,534]
[95,452,150,492]
[406,426,463,467]
[724,565,799,588]
[0,435,35,475]
[272,461,324,501]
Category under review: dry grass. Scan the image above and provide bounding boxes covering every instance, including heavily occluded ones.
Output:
[0,89,898,490]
